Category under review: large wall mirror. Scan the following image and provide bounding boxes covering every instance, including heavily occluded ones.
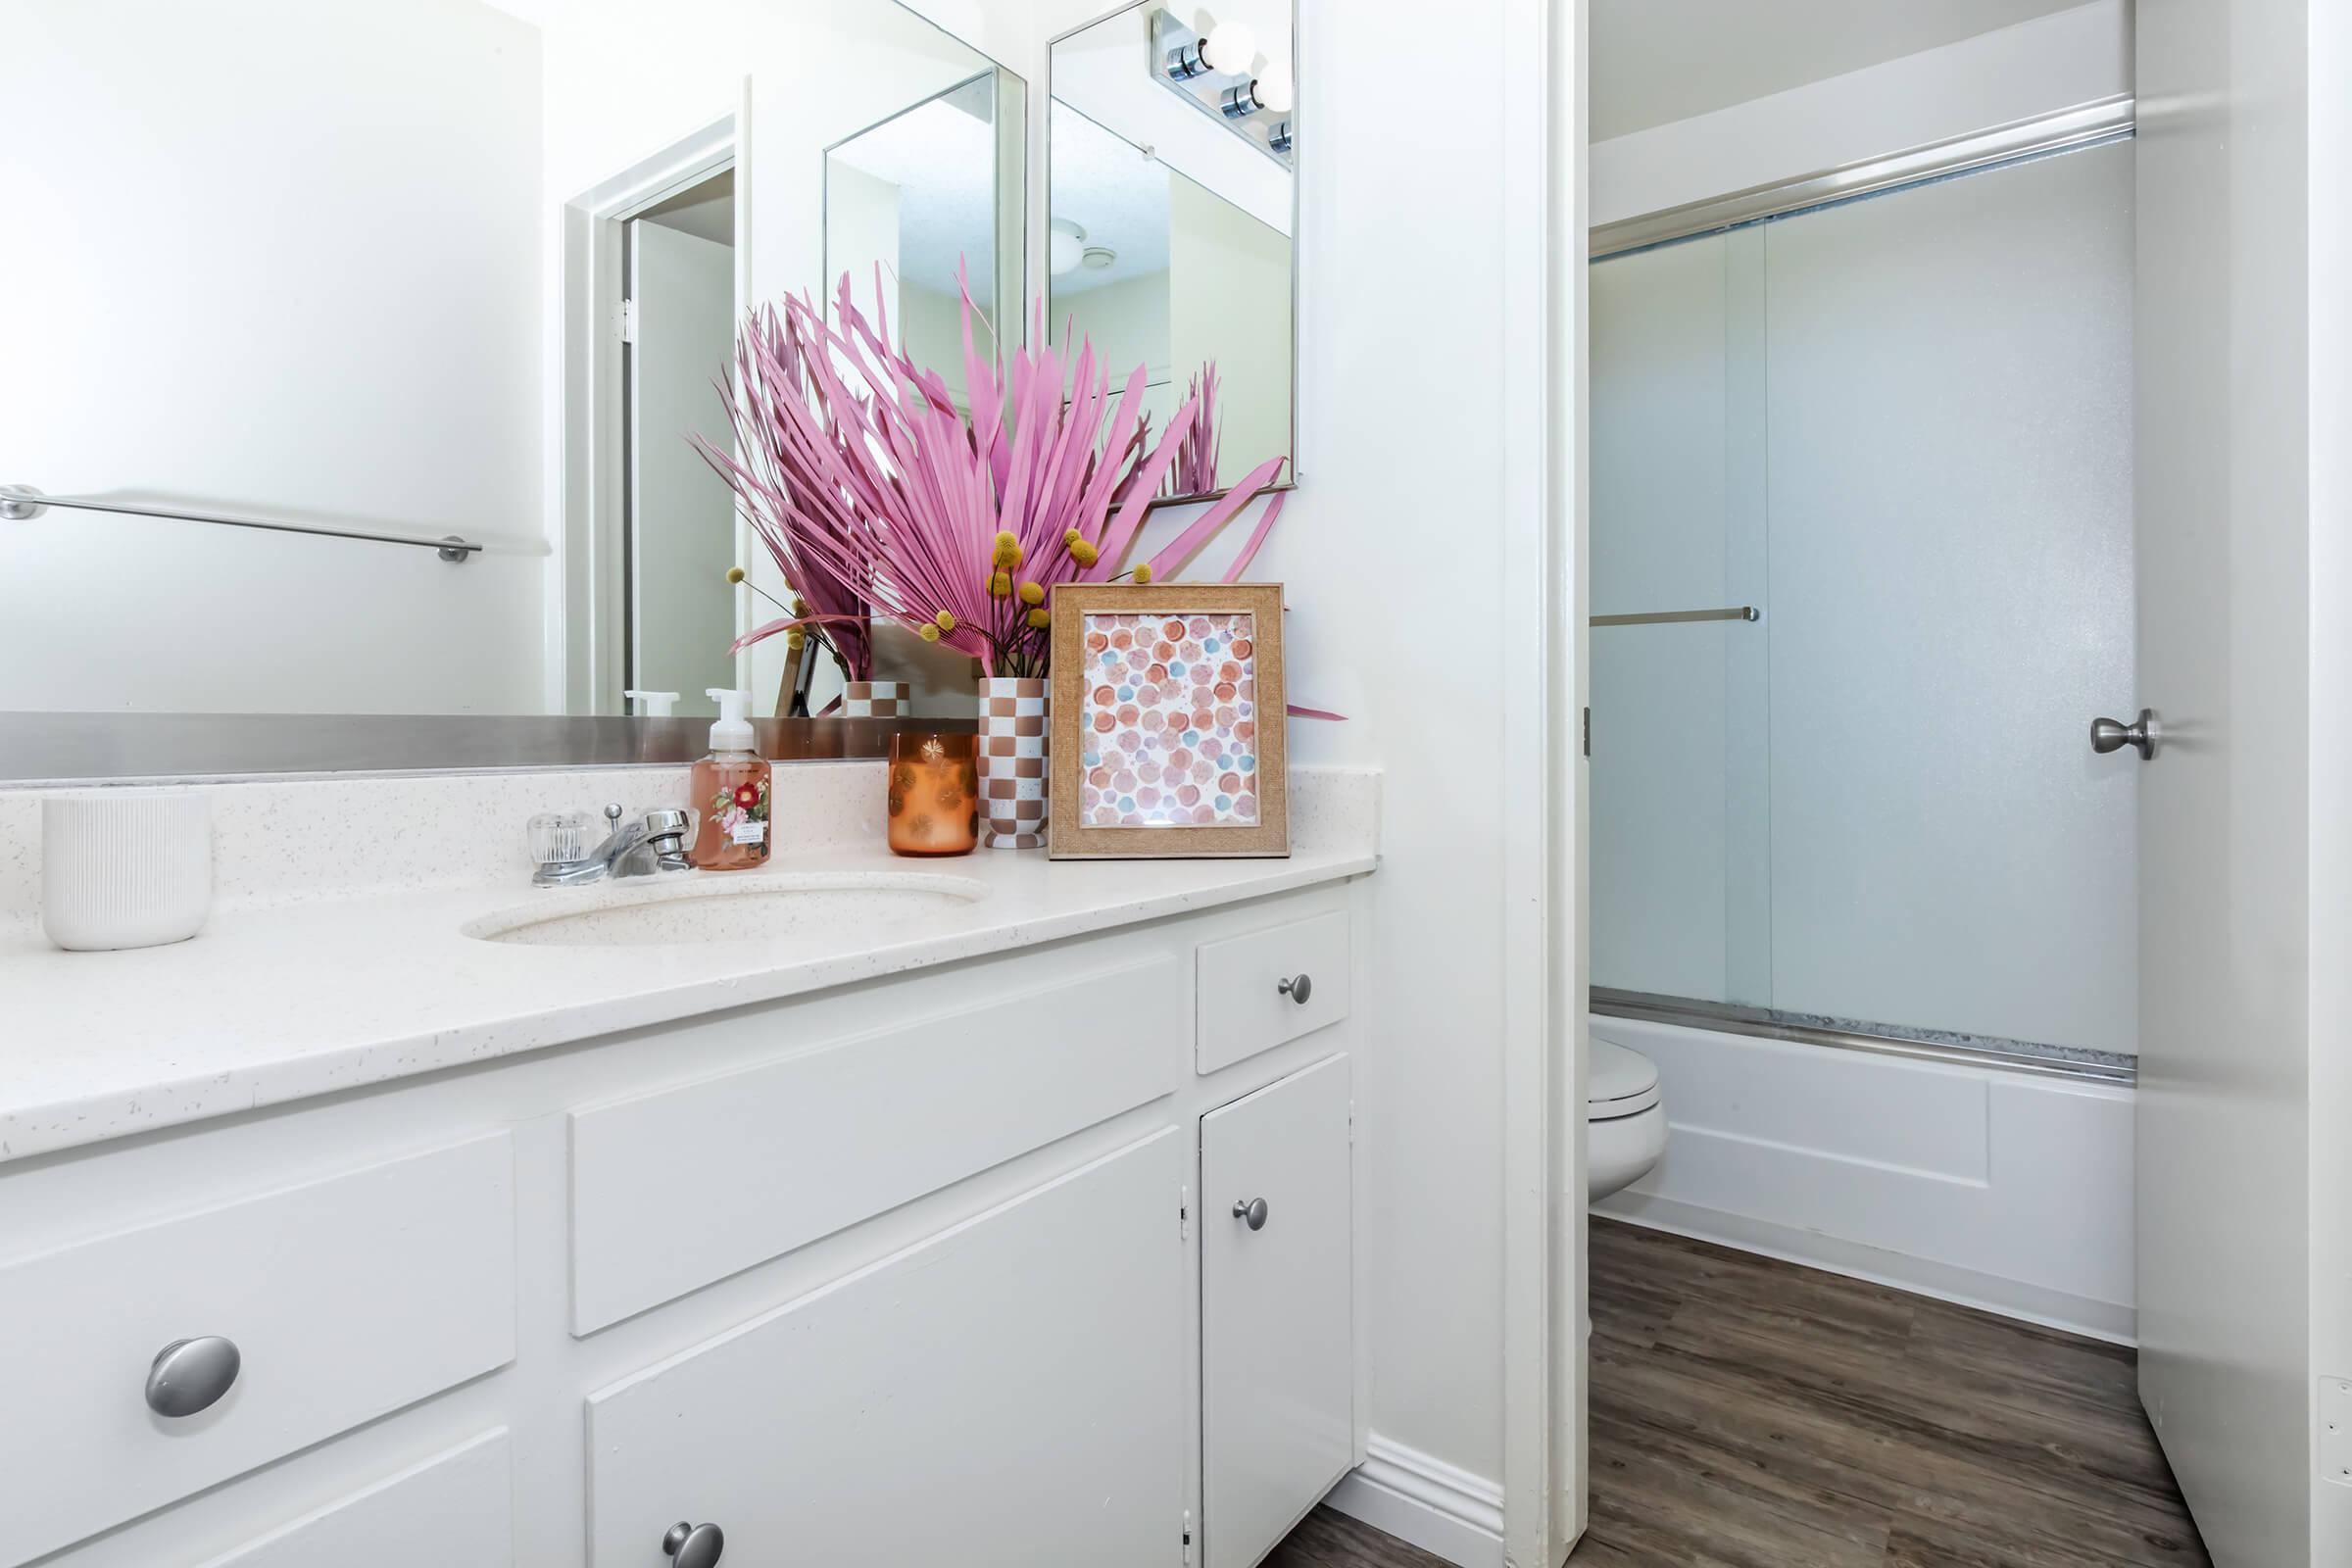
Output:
[1047,1,1297,503]
[0,0,1023,775]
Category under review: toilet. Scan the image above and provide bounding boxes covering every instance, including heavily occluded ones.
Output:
[1587,1032,1666,1200]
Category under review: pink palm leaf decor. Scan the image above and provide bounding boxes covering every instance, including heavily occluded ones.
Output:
[698,263,1345,727]
[1163,361,1222,498]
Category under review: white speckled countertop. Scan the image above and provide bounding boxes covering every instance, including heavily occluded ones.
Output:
[0,763,1378,1164]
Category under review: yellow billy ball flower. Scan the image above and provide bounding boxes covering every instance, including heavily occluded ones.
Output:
[1062,527,1083,546]
[791,594,809,616]
[1018,580,1045,607]
[987,571,1011,597]
[1026,607,1051,631]
[917,622,942,643]
[933,610,956,632]
[1069,540,1100,567]
[1131,563,1153,585]
[725,565,747,584]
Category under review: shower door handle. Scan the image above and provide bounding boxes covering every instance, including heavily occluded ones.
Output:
[2090,709,2158,760]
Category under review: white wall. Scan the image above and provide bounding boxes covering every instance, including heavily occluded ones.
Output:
[1168,177,1295,487]
[0,0,548,714]
[2310,3,2352,1557]
[1589,0,2132,228]
[1236,0,1516,1494]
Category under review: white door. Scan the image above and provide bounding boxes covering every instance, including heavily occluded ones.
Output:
[584,1131,1187,1567]
[1200,1054,1353,1568]
[626,217,738,718]
[2132,4,2326,1562]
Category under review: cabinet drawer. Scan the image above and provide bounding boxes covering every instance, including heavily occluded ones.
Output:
[197,1430,512,1568]
[569,955,1183,1333]
[1195,908,1351,1073]
[0,1136,516,1566]
[585,1130,1185,1567]
[1201,1054,1353,1568]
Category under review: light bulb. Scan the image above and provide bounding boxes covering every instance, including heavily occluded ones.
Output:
[1201,20,1257,74]
[1254,65,1295,114]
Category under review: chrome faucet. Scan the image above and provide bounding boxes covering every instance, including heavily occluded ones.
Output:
[533,804,695,887]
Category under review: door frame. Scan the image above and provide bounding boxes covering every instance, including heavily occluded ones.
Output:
[559,95,753,716]
[1501,0,1584,1562]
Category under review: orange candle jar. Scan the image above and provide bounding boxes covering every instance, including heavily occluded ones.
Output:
[887,733,979,857]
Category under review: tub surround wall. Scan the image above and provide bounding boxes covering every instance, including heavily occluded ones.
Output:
[1592,1011,2137,1344]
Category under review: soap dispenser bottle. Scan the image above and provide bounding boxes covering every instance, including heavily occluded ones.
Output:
[690,688,771,870]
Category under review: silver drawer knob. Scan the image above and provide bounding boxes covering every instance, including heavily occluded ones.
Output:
[145,1336,241,1417]
[663,1521,725,1568]
[1233,1197,1269,1231]
[1277,974,1312,1004]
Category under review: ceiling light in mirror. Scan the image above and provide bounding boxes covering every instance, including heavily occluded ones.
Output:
[1051,219,1088,274]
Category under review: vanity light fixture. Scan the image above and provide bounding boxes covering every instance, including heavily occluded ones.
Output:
[1222,63,1294,120]
[1165,15,1256,79]
[1269,119,1294,155]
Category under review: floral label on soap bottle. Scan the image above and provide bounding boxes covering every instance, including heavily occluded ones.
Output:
[716,777,769,846]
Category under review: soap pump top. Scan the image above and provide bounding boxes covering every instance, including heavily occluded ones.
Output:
[706,687,755,754]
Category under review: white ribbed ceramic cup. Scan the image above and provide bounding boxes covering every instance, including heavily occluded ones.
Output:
[41,790,214,952]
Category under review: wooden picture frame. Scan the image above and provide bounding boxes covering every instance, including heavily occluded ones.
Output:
[1048,583,1290,858]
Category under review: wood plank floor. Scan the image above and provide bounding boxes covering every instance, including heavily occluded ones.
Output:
[1264,1219,2210,1568]
[1576,1219,2208,1567]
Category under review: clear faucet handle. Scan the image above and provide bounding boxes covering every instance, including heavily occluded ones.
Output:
[527,810,593,866]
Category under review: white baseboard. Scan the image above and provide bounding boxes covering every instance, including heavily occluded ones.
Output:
[1322,1434,1504,1568]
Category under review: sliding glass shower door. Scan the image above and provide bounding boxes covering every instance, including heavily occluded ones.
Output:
[1590,137,2137,1058]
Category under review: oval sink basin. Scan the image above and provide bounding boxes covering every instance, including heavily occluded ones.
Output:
[466,872,990,949]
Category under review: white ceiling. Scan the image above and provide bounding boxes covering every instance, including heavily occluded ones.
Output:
[828,84,1000,301]
[1591,0,2100,141]
[1047,102,1171,296]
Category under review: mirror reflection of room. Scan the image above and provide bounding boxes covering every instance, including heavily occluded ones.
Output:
[1048,3,1296,501]
[0,0,1023,723]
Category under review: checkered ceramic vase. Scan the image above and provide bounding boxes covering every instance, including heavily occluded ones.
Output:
[843,680,908,718]
[976,676,1050,849]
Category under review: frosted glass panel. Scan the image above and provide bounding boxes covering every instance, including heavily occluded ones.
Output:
[1761,141,2136,1054]
[1589,138,2137,1055]
[1590,235,1758,1004]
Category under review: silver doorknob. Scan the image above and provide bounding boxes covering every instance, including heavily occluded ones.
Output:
[145,1336,241,1417]
[662,1521,724,1568]
[1277,974,1312,1004]
[1233,1197,1269,1230]
[2090,709,2158,760]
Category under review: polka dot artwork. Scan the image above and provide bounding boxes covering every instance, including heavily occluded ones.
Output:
[1077,611,1261,828]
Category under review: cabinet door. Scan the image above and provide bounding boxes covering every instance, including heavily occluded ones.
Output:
[1200,1054,1354,1568]
[586,1130,1186,1567]
[196,1431,511,1568]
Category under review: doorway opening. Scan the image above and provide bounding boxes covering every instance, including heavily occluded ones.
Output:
[558,108,747,718]
[622,167,738,721]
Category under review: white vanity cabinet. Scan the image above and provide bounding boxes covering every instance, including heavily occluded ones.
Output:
[0,882,1364,1568]
[586,1130,1188,1566]
[1200,1055,1357,1568]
